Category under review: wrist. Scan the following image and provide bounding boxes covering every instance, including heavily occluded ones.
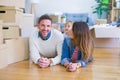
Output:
[37,58,40,64]
[76,63,81,69]
[49,58,53,65]
[64,62,69,67]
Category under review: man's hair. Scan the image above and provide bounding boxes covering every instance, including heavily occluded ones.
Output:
[38,14,52,24]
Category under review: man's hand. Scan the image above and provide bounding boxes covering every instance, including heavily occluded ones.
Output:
[38,57,50,68]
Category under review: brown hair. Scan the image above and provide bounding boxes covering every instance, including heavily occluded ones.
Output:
[72,22,94,61]
[38,14,52,24]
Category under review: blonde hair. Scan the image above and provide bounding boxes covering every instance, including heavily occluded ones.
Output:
[65,21,73,27]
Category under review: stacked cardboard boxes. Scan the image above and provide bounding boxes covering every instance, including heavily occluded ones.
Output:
[0,20,3,44]
[0,0,25,8]
[0,6,23,23]
[2,25,20,39]
[0,0,34,69]
[0,44,8,69]
[0,20,8,69]
[5,38,29,64]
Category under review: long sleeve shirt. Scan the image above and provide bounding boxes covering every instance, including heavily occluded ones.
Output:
[61,37,93,67]
[29,28,64,66]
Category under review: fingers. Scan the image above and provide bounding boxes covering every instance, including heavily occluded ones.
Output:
[38,57,50,68]
[39,62,49,68]
[66,63,77,72]
[39,57,49,63]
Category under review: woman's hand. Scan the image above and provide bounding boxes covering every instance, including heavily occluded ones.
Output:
[65,62,81,72]
[66,63,77,72]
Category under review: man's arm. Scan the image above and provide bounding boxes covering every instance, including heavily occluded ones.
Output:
[50,33,64,66]
[29,36,41,64]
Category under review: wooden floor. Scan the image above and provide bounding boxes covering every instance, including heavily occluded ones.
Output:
[0,48,120,80]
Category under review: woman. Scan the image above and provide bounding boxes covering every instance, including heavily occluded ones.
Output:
[61,22,94,72]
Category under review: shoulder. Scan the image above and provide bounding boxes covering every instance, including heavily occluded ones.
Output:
[52,29,62,35]
[51,29,64,39]
[63,37,71,45]
[64,37,71,41]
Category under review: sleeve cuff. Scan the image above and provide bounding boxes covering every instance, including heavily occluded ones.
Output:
[50,58,54,66]
[61,58,70,65]
[76,60,87,67]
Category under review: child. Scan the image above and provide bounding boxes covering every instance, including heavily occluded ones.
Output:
[63,21,73,37]
[61,22,94,72]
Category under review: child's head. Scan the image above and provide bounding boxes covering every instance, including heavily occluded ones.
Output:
[64,21,73,36]
[70,22,93,61]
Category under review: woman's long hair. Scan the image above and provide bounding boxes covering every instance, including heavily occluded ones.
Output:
[71,22,94,61]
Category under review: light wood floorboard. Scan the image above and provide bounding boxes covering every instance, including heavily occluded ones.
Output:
[0,48,120,80]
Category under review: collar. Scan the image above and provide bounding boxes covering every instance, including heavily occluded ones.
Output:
[38,31,51,40]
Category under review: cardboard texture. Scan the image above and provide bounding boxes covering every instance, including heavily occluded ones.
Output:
[0,6,23,23]
[95,19,107,25]
[0,44,8,69]
[0,0,25,8]
[5,37,29,64]
[2,26,20,39]
[49,15,60,23]
[0,20,3,44]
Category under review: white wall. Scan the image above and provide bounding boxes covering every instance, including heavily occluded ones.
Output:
[26,0,97,23]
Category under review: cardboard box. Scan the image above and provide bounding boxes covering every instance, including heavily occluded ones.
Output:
[0,20,3,44]
[5,37,29,64]
[0,6,23,23]
[49,15,60,23]
[20,14,34,28]
[0,44,8,69]
[95,19,107,25]
[0,0,25,8]
[2,25,20,39]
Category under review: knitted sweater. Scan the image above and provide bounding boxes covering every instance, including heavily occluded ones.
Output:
[29,28,64,66]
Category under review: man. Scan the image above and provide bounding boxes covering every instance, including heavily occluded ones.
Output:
[29,14,64,68]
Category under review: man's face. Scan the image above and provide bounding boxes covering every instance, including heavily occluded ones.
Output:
[38,19,52,39]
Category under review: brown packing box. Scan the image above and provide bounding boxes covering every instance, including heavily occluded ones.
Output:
[95,19,107,25]
[0,6,23,23]
[0,0,25,8]
[5,37,29,64]
[0,44,8,69]
[49,15,60,23]
[0,20,3,44]
[2,25,21,39]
